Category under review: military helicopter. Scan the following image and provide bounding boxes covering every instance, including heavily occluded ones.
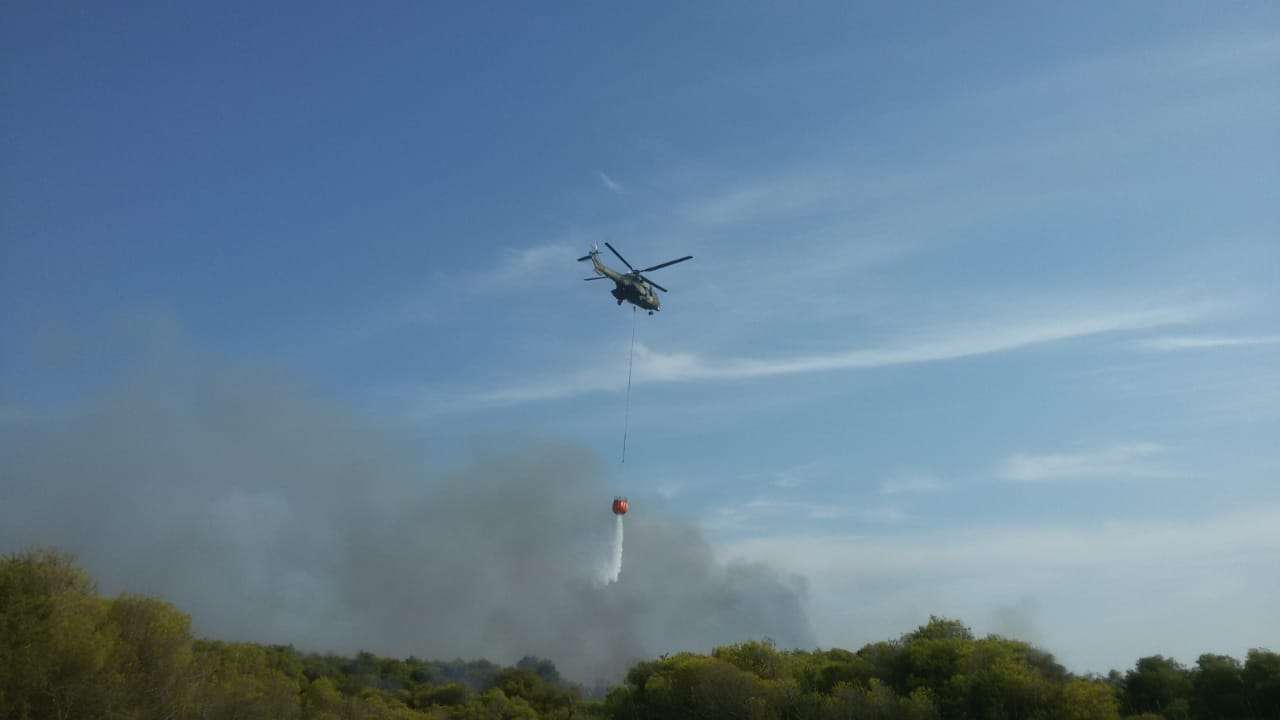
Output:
[578,242,693,314]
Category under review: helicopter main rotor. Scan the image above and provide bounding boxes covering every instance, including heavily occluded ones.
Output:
[604,242,692,292]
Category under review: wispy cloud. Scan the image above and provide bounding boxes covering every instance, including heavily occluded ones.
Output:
[880,473,945,496]
[597,171,624,194]
[722,509,1280,584]
[467,301,1212,406]
[678,33,1280,235]
[771,461,825,489]
[996,442,1177,483]
[705,496,906,533]
[333,242,579,340]
[1136,334,1280,351]
[716,505,1280,671]
[0,405,28,424]
[857,507,910,525]
[654,482,684,500]
[682,174,844,227]
[480,242,576,285]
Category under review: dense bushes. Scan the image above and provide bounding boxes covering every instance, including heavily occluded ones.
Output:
[0,549,578,719]
[3,549,1277,719]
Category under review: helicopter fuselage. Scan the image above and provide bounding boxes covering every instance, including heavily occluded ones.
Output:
[612,277,661,311]
[579,243,692,314]
[589,253,661,312]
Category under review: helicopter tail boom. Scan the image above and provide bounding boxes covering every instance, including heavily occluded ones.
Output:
[577,246,620,281]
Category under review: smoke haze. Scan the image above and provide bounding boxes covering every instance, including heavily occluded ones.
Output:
[0,347,813,682]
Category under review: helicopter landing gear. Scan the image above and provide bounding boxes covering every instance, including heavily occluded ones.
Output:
[648,311,654,315]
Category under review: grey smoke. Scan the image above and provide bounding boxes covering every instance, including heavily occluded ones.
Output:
[989,597,1042,645]
[0,349,813,682]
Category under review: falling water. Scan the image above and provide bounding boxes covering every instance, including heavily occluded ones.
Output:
[600,514,624,585]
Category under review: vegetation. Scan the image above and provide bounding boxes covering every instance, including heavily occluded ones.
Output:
[3,549,1278,719]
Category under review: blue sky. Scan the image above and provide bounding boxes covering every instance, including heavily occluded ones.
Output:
[4,2,1279,673]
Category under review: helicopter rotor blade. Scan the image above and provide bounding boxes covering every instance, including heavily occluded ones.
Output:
[583,276,607,281]
[638,255,693,273]
[639,275,668,292]
[603,242,636,272]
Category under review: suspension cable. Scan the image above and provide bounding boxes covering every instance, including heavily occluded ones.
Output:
[621,305,637,464]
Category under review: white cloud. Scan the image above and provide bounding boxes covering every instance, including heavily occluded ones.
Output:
[467,300,1212,406]
[597,171,624,194]
[677,32,1280,236]
[856,507,910,525]
[705,496,906,533]
[335,241,583,340]
[996,442,1177,483]
[880,473,945,496]
[771,461,825,489]
[772,475,806,490]
[721,507,1280,588]
[654,482,684,500]
[1137,334,1280,351]
[482,243,576,284]
[682,174,844,227]
[708,498,851,527]
[716,505,1280,672]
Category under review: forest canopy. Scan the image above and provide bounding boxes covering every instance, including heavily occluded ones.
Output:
[2,548,1277,720]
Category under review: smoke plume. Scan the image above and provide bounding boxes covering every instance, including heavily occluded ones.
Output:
[0,350,813,682]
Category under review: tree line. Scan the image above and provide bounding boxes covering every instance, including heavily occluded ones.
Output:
[2,548,1277,719]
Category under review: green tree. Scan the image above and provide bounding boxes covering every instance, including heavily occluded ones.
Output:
[459,688,539,720]
[514,656,562,687]
[42,592,120,720]
[827,679,938,720]
[786,648,875,695]
[190,641,303,720]
[713,639,784,680]
[944,641,1056,720]
[858,641,908,691]
[900,629,970,694]
[1242,648,1280,718]
[605,652,788,718]
[904,616,975,643]
[411,682,470,709]
[1123,656,1192,718]
[0,548,122,720]
[109,593,196,720]
[1191,654,1247,720]
[491,667,578,716]
[302,677,344,720]
[1054,678,1120,720]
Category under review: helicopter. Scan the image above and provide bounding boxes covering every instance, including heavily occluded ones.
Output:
[578,242,693,314]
